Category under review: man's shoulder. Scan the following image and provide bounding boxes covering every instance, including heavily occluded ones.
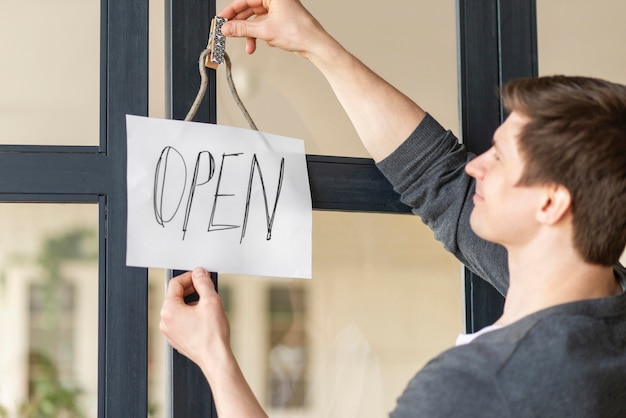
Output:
[392,302,626,417]
[463,301,626,414]
[390,341,512,418]
[476,297,626,368]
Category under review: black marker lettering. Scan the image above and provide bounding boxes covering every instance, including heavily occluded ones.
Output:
[208,153,243,232]
[182,151,215,239]
[240,155,285,243]
[153,146,187,227]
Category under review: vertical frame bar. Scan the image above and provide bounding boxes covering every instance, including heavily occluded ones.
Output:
[0,0,150,415]
[166,0,218,416]
[457,0,537,332]
[98,196,106,418]
[169,269,218,417]
[166,0,216,124]
[102,0,150,416]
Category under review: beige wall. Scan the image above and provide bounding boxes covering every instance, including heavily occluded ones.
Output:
[537,0,626,83]
[0,205,98,416]
[0,0,100,145]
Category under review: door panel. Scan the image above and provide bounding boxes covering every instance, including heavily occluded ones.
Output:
[0,203,99,417]
[0,1,100,146]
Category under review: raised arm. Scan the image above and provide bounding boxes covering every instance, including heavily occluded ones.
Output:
[219,0,510,292]
[219,0,426,161]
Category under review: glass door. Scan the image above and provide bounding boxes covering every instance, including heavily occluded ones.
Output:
[0,0,150,416]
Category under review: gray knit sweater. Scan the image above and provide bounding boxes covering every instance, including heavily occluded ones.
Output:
[377,114,626,417]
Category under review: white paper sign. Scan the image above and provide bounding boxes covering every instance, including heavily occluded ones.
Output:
[126,115,312,279]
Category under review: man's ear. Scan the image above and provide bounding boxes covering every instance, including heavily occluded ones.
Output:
[537,184,572,225]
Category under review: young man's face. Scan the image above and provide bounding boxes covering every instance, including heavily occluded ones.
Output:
[465,111,545,248]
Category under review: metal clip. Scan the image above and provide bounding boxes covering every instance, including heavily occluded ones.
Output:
[205,16,227,69]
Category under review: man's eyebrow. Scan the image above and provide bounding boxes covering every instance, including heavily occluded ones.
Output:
[491,137,506,157]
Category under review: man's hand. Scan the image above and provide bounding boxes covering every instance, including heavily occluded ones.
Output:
[160,267,230,371]
[218,0,425,164]
[218,0,332,60]
[160,268,268,417]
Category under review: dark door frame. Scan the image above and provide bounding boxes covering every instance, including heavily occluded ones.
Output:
[458,0,538,332]
[0,0,150,416]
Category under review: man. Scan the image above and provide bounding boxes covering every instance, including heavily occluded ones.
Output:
[160,0,626,416]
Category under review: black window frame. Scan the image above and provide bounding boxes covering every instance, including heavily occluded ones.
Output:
[0,1,150,416]
[458,0,538,332]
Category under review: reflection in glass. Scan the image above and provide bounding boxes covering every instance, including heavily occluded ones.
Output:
[222,211,462,417]
[0,204,98,417]
[267,286,307,408]
[0,1,100,145]
[215,0,458,157]
[147,269,167,418]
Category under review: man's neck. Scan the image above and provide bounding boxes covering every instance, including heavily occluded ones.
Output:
[496,244,621,326]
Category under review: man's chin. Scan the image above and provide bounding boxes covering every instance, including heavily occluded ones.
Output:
[469,214,496,243]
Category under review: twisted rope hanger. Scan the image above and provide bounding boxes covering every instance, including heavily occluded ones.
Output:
[185,48,258,131]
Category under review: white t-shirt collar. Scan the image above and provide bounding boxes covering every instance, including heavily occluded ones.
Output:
[455,324,503,346]
[456,274,626,347]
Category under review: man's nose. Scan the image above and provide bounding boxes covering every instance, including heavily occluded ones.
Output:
[465,155,484,179]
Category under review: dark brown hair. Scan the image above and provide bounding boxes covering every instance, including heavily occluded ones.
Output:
[501,75,626,266]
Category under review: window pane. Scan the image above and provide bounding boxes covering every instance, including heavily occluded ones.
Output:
[0,1,100,145]
[222,211,462,417]
[146,0,168,414]
[215,0,459,157]
[148,268,167,418]
[0,203,98,417]
[537,0,626,84]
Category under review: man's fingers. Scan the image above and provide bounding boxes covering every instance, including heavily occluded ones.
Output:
[222,20,247,38]
[190,267,217,298]
[246,37,258,54]
[165,270,204,302]
[218,0,267,20]
[165,271,191,299]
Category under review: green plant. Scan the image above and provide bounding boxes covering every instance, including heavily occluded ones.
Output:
[36,228,97,327]
[18,352,85,418]
[0,227,97,417]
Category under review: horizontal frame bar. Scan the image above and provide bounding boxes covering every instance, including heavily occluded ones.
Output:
[307,155,411,214]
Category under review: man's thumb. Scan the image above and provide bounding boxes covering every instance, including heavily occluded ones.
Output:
[222,21,245,37]
[191,267,216,296]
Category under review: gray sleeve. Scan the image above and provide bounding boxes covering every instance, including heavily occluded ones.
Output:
[376,113,509,294]
[390,351,511,418]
